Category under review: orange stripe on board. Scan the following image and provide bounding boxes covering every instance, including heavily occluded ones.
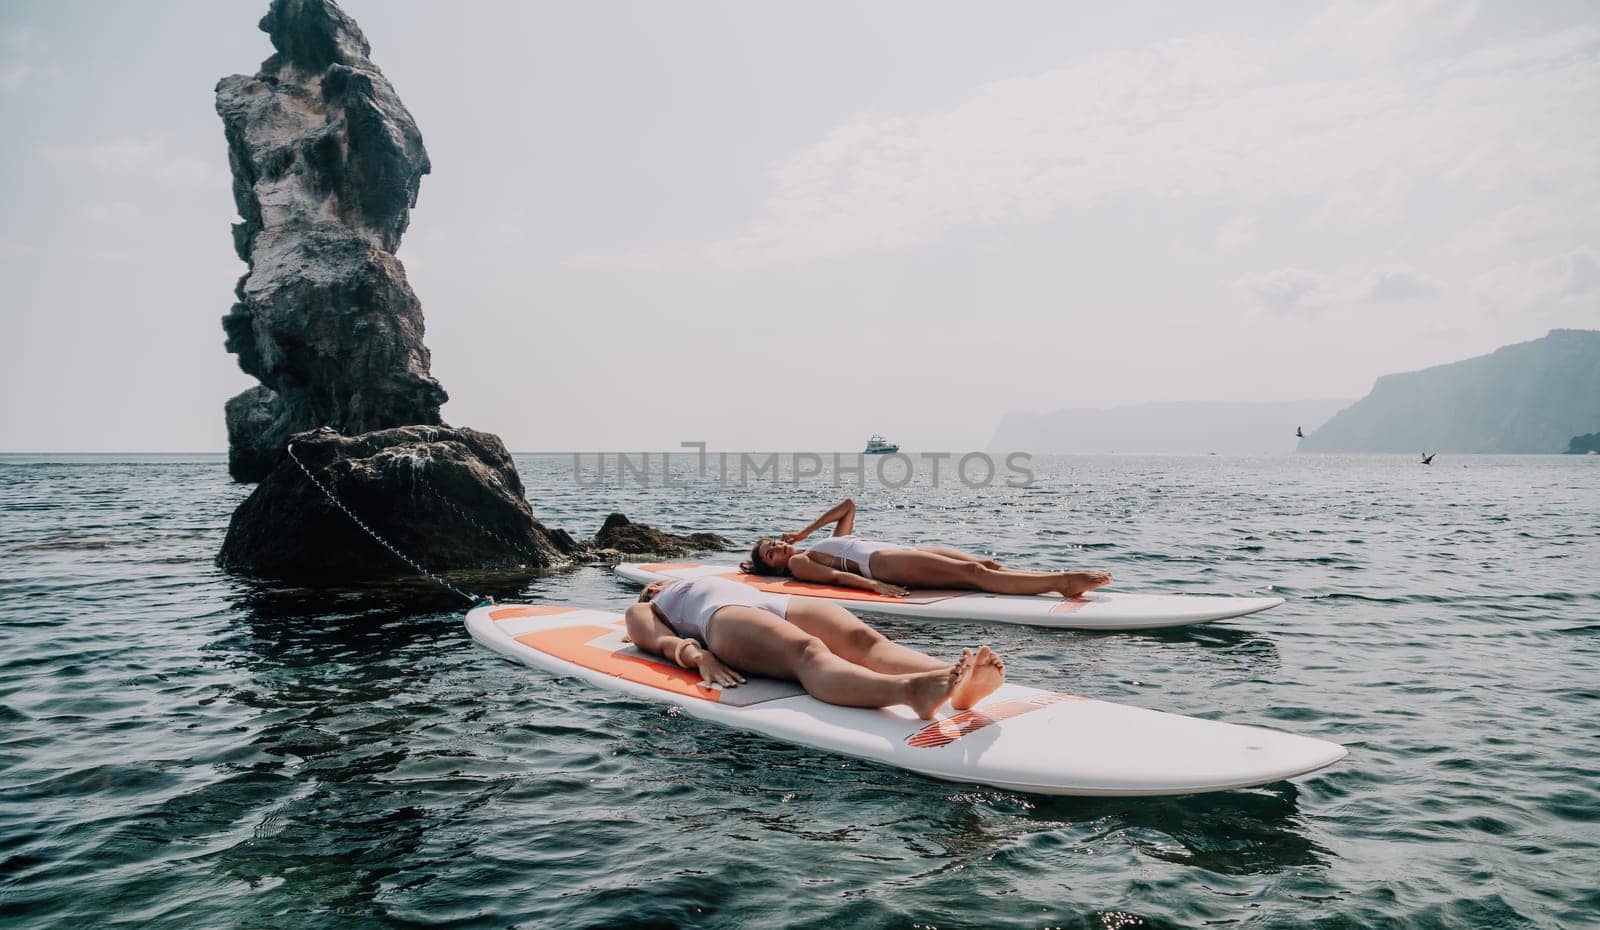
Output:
[641,562,702,572]
[905,694,1079,749]
[490,605,579,622]
[718,572,964,606]
[513,624,722,703]
[1050,597,1091,615]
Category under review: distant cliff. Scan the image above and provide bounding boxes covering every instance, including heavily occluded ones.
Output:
[989,400,1349,454]
[1297,330,1600,453]
[1567,433,1600,454]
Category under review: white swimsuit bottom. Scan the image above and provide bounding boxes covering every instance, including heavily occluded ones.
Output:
[653,576,793,645]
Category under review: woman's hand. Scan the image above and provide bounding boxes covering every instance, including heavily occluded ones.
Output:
[695,650,746,689]
[870,581,910,598]
[779,532,803,543]
[980,559,1002,570]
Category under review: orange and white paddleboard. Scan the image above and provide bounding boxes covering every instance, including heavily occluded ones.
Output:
[613,562,1284,631]
[467,602,1346,797]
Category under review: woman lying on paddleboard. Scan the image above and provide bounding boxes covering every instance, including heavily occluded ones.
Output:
[627,575,1005,720]
[744,498,1112,598]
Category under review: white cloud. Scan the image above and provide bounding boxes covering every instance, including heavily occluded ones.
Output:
[1236,268,1330,315]
[1442,201,1595,258]
[2,27,42,51]
[1474,246,1600,317]
[0,236,33,259]
[1213,216,1258,254]
[83,201,141,228]
[1,61,30,92]
[1,26,48,93]
[1302,0,1480,62]
[39,135,228,190]
[579,19,1598,271]
[1238,261,1446,314]
[1561,248,1600,296]
[1362,264,1443,302]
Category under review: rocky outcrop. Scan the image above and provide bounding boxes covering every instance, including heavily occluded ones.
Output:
[211,1,731,585]
[217,427,730,581]
[216,0,444,483]
[219,427,582,581]
[212,1,590,586]
[224,385,285,485]
[594,513,732,559]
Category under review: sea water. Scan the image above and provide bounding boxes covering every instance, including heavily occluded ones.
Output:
[1,453,1596,928]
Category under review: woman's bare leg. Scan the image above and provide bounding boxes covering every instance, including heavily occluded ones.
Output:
[781,602,1006,709]
[706,606,970,719]
[918,545,1001,567]
[873,551,1112,597]
[916,547,1083,580]
[783,601,947,674]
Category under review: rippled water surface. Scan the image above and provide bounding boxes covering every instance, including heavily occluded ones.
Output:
[2,453,1597,928]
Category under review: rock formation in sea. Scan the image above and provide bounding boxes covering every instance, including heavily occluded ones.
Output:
[213,1,727,584]
[218,427,582,581]
[212,0,565,582]
[216,427,728,581]
[216,0,444,484]
[1297,329,1600,453]
[592,513,731,560]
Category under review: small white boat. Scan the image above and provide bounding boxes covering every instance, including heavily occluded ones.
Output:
[864,434,899,454]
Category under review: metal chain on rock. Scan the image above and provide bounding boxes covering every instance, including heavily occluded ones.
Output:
[409,474,548,566]
[285,442,481,605]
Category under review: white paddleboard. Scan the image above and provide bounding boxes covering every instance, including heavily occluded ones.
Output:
[613,562,1283,631]
[467,602,1346,797]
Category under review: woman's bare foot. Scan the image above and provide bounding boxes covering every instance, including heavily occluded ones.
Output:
[907,649,972,720]
[950,645,1005,710]
[1058,570,1112,598]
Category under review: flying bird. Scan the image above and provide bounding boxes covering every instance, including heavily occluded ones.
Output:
[1296,426,1304,438]
[1421,452,1435,465]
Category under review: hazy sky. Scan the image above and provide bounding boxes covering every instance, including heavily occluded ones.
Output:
[2,1,1596,451]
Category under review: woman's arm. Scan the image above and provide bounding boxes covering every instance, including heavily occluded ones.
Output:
[788,553,907,597]
[623,603,689,659]
[624,604,746,687]
[782,498,857,542]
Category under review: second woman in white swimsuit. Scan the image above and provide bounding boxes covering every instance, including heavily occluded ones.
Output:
[743,498,1113,598]
[626,575,1006,720]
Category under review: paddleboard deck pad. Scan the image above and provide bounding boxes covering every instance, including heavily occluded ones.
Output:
[468,602,1346,797]
[613,562,1284,630]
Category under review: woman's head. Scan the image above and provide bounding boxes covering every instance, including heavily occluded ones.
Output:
[740,537,794,576]
[638,581,669,603]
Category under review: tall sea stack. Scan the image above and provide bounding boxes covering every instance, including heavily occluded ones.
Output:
[214,0,578,581]
[216,0,443,483]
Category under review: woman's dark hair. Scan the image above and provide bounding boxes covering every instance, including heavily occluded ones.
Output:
[741,538,791,576]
